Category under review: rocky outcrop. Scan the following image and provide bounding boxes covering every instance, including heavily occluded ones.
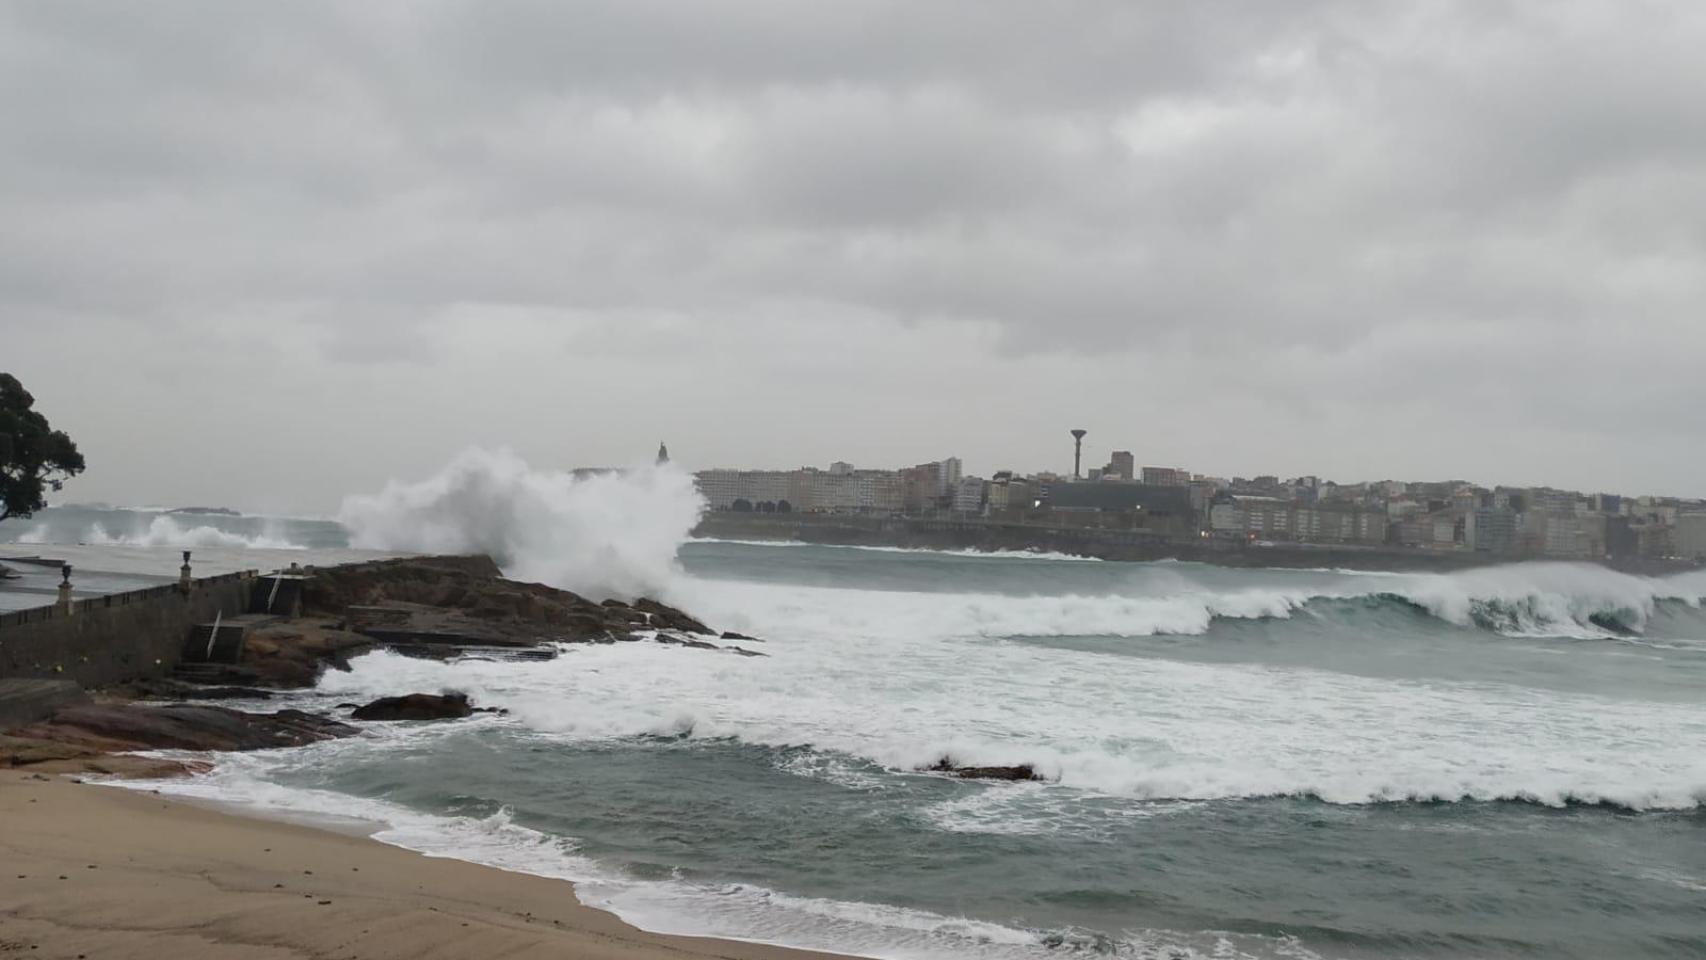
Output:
[12,703,358,754]
[302,556,718,647]
[239,620,377,687]
[922,758,1045,782]
[0,732,209,778]
[350,693,475,722]
[631,598,712,635]
[109,678,276,702]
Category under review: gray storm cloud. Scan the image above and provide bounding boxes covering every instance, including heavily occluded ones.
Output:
[2,0,1702,511]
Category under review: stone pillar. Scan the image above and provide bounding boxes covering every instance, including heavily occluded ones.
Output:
[179,550,194,593]
[57,564,75,616]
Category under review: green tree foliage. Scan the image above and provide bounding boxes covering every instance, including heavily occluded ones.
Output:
[0,373,85,522]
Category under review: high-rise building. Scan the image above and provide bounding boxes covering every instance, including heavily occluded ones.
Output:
[1108,451,1134,480]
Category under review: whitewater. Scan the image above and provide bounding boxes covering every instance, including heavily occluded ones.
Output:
[8,451,1706,959]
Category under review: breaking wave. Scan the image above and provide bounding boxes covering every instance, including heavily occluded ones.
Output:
[11,515,307,550]
[316,643,1706,812]
[668,561,1706,643]
[338,448,705,600]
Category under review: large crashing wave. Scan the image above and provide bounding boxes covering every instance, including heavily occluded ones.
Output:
[338,448,705,600]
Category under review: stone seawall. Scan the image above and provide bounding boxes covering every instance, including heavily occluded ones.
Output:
[0,574,254,688]
[693,513,1697,574]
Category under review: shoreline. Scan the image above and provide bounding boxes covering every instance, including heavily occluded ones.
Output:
[0,769,863,960]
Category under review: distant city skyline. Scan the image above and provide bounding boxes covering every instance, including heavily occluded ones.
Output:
[7,3,1706,512]
[25,434,1706,518]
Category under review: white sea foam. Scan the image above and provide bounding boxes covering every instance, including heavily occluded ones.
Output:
[338,447,705,600]
[311,567,1706,812]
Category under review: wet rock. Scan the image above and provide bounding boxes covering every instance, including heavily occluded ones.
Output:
[922,758,1044,782]
[350,693,475,722]
[720,631,762,642]
[633,598,712,635]
[15,703,358,753]
[238,621,375,688]
[655,633,719,651]
[116,679,275,702]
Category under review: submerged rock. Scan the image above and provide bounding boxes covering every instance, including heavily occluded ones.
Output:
[350,693,475,722]
[922,758,1045,782]
[631,598,712,635]
[656,633,720,651]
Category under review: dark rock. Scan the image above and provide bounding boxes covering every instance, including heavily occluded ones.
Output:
[238,621,375,688]
[728,647,768,658]
[922,758,1045,782]
[0,679,89,732]
[655,633,719,651]
[118,678,276,702]
[350,693,474,722]
[720,631,761,642]
[16,703,358,753]
[633,598,713,635]
[169,685,276,701]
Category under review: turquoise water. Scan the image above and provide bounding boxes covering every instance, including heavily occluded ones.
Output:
[16,508,1705,959]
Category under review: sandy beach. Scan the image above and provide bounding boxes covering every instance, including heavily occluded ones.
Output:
[0,770,852,960]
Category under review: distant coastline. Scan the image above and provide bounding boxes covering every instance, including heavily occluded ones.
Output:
[694,512,1701,575]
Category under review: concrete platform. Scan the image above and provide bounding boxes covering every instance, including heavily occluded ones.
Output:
[0,556,174,614]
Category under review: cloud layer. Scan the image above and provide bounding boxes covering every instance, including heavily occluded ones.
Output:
[3,1,1702,510]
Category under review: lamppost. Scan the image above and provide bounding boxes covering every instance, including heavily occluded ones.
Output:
[57,563,75,615]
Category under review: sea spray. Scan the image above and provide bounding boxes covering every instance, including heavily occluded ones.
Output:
[337,448,705,599]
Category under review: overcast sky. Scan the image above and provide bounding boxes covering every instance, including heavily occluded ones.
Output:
[3,0,1703,513]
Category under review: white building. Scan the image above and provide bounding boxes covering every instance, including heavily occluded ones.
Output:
[952,476,987,514]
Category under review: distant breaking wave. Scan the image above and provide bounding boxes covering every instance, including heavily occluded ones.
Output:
[11,516,308,550]
[672,561,1706,643]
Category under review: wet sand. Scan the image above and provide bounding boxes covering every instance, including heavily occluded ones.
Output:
[0,771,854,960]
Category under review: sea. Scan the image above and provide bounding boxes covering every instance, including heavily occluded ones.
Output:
[5,485,1705,960]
